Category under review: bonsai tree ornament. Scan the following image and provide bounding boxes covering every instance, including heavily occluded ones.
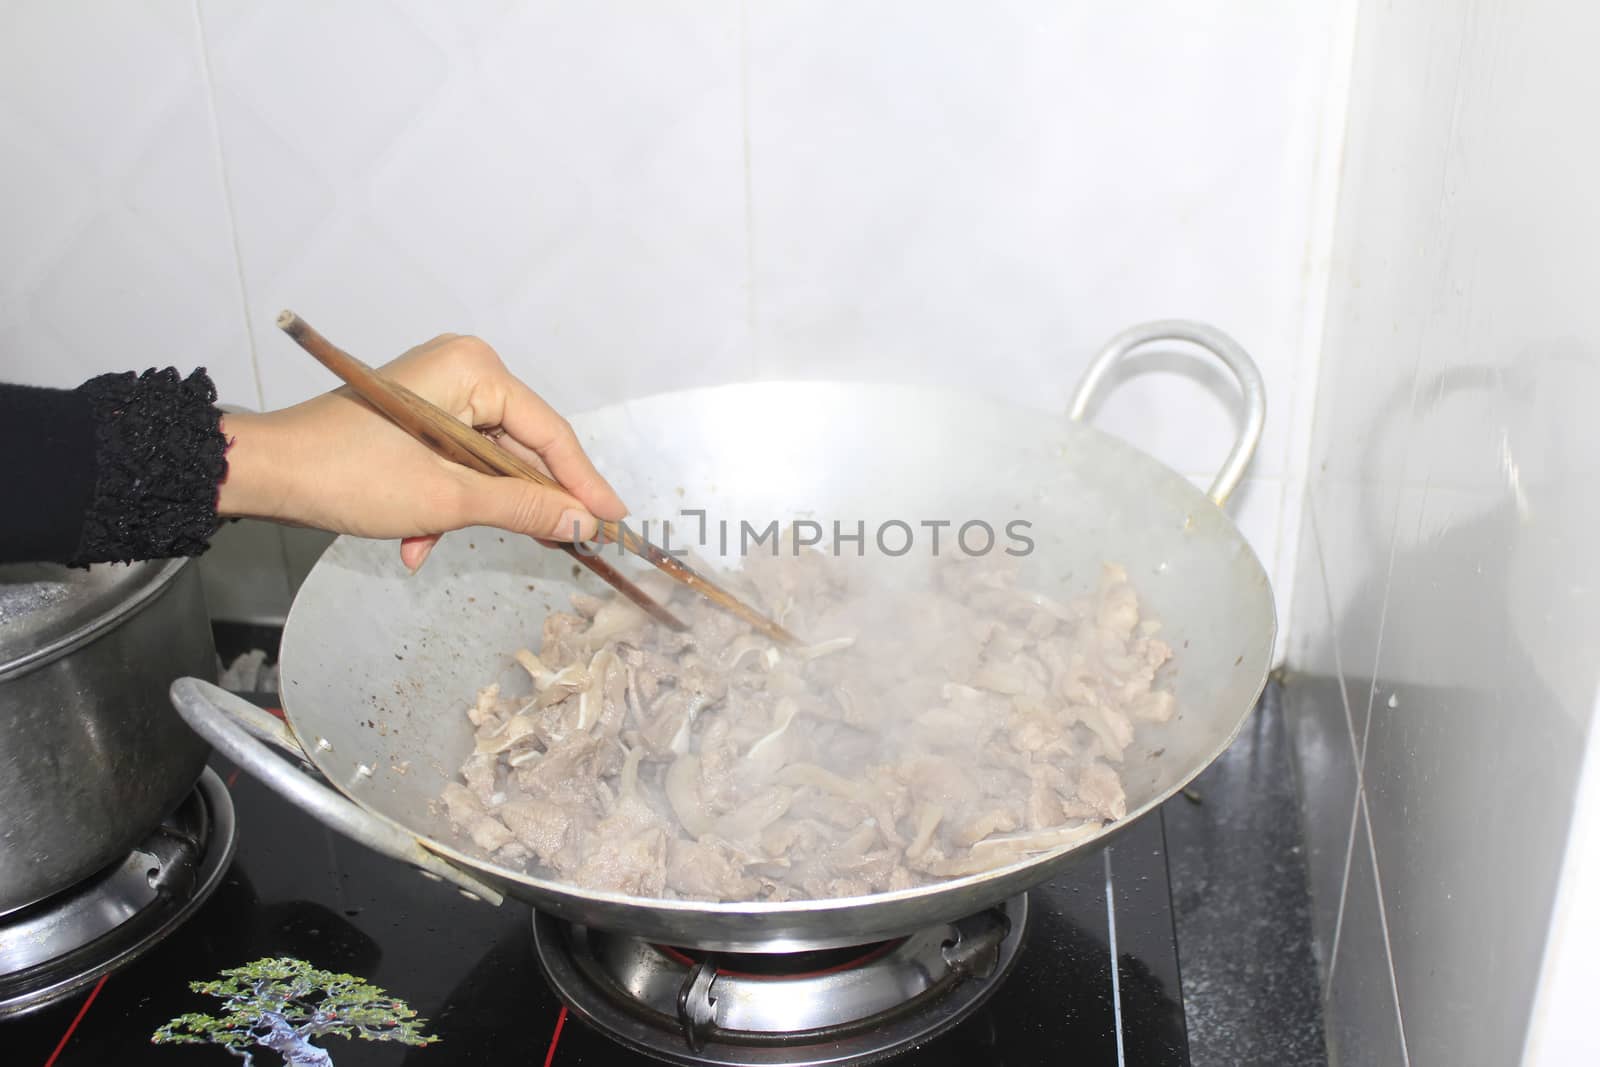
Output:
[153,956,433,1066]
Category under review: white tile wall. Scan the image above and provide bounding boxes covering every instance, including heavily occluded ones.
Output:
[746,2,1328,478]
[0,2,257,401]
[1286,2,1600,1063]
[2,1,1345,656]
[200,0,752,415]
[1526,687,1600,1067]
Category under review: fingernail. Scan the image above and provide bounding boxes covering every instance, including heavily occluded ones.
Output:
[557,508,598,541]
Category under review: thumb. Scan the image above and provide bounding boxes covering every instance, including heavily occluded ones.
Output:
[461,473,599,542]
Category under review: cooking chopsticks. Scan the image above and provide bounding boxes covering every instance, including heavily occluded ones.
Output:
[276,311,798,645]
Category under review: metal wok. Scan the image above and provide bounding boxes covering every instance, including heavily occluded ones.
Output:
[172,320,1275,952]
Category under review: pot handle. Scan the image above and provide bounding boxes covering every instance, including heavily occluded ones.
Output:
[169,677,505,906]
[1068,320,1266,507]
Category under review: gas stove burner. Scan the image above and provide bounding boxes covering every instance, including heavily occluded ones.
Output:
[534,895,1027,1066]
[0,767,236,1018]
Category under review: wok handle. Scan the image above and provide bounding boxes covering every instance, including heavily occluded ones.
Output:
[1067,320,1266,507]
[169,677,505,906]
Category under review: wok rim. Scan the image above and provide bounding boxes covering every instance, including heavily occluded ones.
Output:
[278,379,1278,921]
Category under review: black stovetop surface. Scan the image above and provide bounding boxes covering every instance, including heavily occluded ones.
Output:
[11,733,1189,1067]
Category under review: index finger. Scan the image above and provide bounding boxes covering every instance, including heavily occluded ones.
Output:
[495,378,628,521]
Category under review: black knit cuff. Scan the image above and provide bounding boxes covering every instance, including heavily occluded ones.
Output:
[71,368,227,566]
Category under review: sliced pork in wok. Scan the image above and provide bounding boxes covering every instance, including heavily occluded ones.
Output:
[439,549,1175,902]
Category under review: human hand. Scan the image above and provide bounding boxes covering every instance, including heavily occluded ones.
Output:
[216,333,626,571]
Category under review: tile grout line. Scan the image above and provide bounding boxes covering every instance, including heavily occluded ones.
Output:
[1334,349,1423,1006]
[1356,0,1473,787]
[1352,309,1450,1067]
[189,0,266,412]
[1103,849,1126,1067]
[1306,489,1360,992]
[192,0,297,612]
[1355,550,1398,777]
[1362,797,1412,1066]
[1308,496,1360,756]
[1338,52,1459,1041]
[1354,21,1479,1061]
[1269,0,1361,665]
[1269,491,1301,665]
[1353,281,1435,777]
[737,0,759,378]
[1324,777,1363,991]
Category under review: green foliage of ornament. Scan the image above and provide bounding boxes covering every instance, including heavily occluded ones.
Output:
[152,957,433,1064]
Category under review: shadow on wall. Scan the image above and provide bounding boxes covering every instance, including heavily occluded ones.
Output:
[1292,345,1600,1066]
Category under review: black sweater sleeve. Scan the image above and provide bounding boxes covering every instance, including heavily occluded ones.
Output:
[0,368,228,566]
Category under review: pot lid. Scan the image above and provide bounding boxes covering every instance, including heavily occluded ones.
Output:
[0,559,187,674]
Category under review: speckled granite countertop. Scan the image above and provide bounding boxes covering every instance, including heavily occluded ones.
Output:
[1162,680,1328,1067]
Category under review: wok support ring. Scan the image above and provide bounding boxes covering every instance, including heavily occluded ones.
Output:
[535,897,1028,1066]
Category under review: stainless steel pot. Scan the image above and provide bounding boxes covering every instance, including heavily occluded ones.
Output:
[1,558,214,914]
[172,320,1276,951]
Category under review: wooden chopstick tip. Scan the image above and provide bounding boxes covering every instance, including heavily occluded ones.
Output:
[276,309,308,340]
